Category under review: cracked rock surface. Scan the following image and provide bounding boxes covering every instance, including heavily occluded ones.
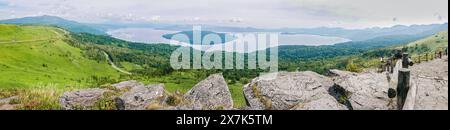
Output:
[244,71,347,110]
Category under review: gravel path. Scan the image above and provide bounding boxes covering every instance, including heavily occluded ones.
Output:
[409,56,448,110]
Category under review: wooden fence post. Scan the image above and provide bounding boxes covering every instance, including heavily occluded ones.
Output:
[445,47,448,56]
[402,53,409,68]
[426,53,429,62]
[439,51,442,59]
[397,68,411,110]
[386,58,392,73]
[390,58,394,73]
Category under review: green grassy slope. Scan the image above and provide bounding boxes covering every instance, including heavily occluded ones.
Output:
[402,30,448,62]
[403,30,448,51]
[350,30,449,72]
[0,24,121,89]
[0,24,61,42]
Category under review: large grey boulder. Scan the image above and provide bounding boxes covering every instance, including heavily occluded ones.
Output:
[115,84,166,110]
[184,73,233,110]
[327,69,356,77]
[59,88,109,110]
[243,71,347,110]
[112,80,144,90]
[330,69,393,110]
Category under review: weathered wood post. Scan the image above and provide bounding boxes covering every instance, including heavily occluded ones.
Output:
[388,58,394,73]
[438,51,442,59]
[402,53,409,68]
[386,58,391,73]
[445,47,448,56]
[397,68,411,110]
[425,53,429,61]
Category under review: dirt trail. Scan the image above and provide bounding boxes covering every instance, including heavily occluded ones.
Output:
[0,39,54,44]
[103,52,132,75]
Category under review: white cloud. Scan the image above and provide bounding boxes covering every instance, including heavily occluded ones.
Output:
[151,16,161,21]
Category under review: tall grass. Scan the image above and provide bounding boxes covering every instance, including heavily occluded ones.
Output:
[1,84,83,110]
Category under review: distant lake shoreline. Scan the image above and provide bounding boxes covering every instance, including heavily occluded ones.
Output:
[107,28,176,44]
[108,28,352,52]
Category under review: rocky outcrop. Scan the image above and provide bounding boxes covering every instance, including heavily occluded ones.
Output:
[56,61,447,110]
[59,88,110,110]
[329,69,394,110]
[0,96,19,110]
[327,69,355,77]
[165,102,203,110]
[290,96,348,110]
[243,72,347,110]
[59,81,168,110]
[0,96,18,104]
[112,80,144,90]
[115,84,166,110]
[184,74,233,110]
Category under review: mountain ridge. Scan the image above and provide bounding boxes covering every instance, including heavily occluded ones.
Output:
[1,15,447,42]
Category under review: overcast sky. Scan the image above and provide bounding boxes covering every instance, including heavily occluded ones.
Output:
[0,0,447,29]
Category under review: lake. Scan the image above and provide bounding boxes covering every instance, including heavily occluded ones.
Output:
[108,28,351,53]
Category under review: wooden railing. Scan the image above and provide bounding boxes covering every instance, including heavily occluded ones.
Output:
[378,47,448,110]
[379,47,448,73]
[410,47,447,64]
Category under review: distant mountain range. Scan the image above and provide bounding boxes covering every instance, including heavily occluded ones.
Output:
[0,15,447,43]
[0,15,107,35]
[157,24,448,41]
[0,15,174,36]
[275,24,448,41]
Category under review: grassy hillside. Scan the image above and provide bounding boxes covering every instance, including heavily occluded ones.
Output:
[0,24,61,42]
[403,31,448,52]
[350,30,449,71]
[0,24,121,89]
